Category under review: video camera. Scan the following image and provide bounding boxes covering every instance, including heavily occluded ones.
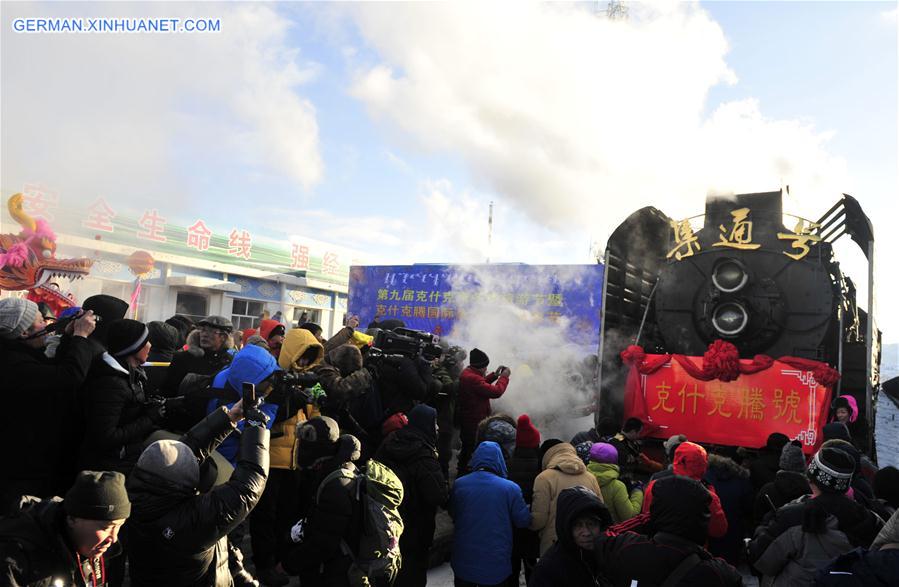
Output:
[370,327,443,362]
[268,370,320,406]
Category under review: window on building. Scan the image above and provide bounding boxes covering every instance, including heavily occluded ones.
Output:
[232,298,265,330]
[292,307,321,328]
[175,291,208,323]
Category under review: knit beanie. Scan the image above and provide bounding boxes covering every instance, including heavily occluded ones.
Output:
[136,439,200,491]
[82,294,129,346]
[515,414,541,449]
[590,442,619,465]
[469,348,489,369]
[575,441,594,465]
[381,412,409,436]
[779,440,806,473]
[297,416,341,467]
[107,319,150,358]
[539,439,564,465]
[408,404,438,439]
[64,471,131,520]
[485,420,517,456]
[663,434,688,461]
[822,422,852,443]
[0,298,39,340]
[807,447,855,493]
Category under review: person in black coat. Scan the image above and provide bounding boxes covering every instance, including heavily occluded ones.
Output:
[594,476,743,587]
[0,298,99,513]
[749,432,790,492]
[748,447,885,569]
[77,320,163,475]
[279,418,363,587]
[0,471,132,587]
[529,486,612,587]
[161,315,234,429]
[753,440,811,526]
[508,414,541,585]
[815,508,899,586]
[144,321,181,396]
[375,404,448,587]
[124,400,269,587]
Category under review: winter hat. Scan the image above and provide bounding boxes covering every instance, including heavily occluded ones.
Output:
[82,294,129,345]
[822,422,852,443]
[831,395,856,418]
[136,439,201,491]
[469,348,489,369]
[107,319,150,358]
[64,471,131,521]
[0,298,39,340]
[663,434,688,461]
[197,315,233,334]
[589,442,618,465]
[408,404,438,441]
[575,441,593,465]
[297,416,341,467]
[873,466,899,509]
[539,439,564,466]
[245,334,269,349]
[764,432,790,453]
[166,315,194,346]
[381,412,409,436]
[807,447,855,493]
[650,476,711,544]
[147,321,180,355]
[515,414,541,449]
[779,440,806,473]
[485,420,517,456]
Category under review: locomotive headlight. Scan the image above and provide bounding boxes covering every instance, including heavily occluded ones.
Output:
[712,259,749,293]
[712,302,749,337]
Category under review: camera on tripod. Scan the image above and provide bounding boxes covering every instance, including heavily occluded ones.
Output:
[370,327,443,362]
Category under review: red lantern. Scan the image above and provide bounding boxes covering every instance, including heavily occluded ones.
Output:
[128,250,155,278]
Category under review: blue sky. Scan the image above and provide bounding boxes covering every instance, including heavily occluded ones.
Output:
[2,1,897,340]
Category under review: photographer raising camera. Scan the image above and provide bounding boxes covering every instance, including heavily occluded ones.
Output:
[457,348,511,475]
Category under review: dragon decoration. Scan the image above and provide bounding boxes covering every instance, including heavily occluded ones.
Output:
[0,193,93,315]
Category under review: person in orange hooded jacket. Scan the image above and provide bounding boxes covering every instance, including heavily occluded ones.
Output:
[641,441,728,539]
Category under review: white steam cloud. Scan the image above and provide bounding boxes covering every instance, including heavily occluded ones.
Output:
[347,1,849,240]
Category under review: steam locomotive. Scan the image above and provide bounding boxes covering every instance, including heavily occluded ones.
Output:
[598,190,880,452]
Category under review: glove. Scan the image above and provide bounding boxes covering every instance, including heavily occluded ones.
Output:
[289,518,306,543]
[244,405,270,428]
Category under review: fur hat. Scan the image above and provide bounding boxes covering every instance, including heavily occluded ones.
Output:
[297,417,341,464]
[779,440,806,473]
[485,419,516,455]
[0,298,39,340]
[107,319,149,358]
[589,442,618,465]
[807,447,855,493]
[515,414,541,449]
[469,348,489,369]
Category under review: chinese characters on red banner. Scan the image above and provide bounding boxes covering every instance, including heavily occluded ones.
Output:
[629,358,831,453]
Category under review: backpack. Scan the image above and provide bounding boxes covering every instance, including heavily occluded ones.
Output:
[317,459,404,587]
[346,377,387,434]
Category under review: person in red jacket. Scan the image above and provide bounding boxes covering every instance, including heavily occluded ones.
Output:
[258,319,285,359]
[456,348,510,476]
[641,441,729,539]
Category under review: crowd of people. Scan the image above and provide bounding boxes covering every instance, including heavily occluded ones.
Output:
[1,294,898,587]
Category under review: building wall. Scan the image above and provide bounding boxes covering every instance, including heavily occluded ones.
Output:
[876,394,899,468]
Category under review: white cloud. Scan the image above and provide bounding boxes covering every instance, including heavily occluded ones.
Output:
[346,1,849,241]
[1,3,323,212]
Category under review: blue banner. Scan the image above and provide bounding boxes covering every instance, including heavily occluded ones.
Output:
[348,264,604,348]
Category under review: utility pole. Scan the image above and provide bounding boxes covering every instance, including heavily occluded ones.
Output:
[487,201,494,264]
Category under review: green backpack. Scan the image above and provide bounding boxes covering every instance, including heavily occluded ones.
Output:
[317,459,405,587]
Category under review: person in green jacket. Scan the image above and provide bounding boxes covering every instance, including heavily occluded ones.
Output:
[587,442,644,523]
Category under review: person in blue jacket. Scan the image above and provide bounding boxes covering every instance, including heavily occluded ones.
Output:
[450,440,531,587]
[207,345,281,465]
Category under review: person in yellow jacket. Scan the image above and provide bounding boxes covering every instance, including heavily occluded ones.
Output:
[251,328,325,586]
[531,441,603,555]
